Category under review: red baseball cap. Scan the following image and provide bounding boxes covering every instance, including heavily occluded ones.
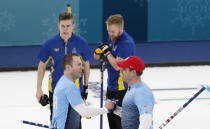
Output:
[116,56,145,72]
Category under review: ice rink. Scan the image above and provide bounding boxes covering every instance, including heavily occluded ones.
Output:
[0,65,210,129]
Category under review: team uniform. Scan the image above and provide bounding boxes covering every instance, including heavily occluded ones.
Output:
[106,31,136,129]
[122,81,154,129]
[51,75,84,129]
[38,33,91,119]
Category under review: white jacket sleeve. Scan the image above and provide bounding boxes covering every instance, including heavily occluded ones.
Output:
[113,106,122,117]
[74,103,108,118]
[139,113,153,129]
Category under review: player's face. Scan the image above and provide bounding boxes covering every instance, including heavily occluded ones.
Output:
[107,24,122,43]
[120,68,134,84]
[58,19,75,41]
[71,56,84,79]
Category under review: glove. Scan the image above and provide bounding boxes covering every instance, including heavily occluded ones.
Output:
[39,94,49,106]
[81,85,88,100]
[95,43,111,55]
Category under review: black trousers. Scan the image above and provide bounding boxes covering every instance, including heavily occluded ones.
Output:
[49,92,53,122]
[49,92,82,129]
[106,89,127,129]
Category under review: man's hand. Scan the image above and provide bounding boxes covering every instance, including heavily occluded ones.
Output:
[81,85,88,100]
[105,99,115,112]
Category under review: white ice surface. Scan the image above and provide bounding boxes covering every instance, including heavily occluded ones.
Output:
[0,66,210,129]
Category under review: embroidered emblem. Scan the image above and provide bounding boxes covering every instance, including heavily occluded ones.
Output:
[54,48,59,52]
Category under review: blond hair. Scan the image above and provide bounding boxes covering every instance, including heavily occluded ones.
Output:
[105,14,124,27]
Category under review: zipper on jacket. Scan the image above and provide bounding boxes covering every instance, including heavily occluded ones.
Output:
[64,41,68,55]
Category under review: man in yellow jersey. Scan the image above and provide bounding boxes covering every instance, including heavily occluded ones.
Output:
[94,14,136,129]
[36,12,91,126]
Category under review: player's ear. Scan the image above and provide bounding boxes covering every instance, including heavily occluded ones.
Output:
[118,26,122,34]
[65,65,71,71]
[72,23,75,30]
[58,23,61,30]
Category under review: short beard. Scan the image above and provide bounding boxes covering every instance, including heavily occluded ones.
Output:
[111,37,117,43]
[111,31,121,43]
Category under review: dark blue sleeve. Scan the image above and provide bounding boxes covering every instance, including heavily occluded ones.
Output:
[81,40,92,61]
[116,41,135,59]
[37,42,50,63]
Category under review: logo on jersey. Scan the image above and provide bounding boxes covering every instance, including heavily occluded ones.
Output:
[72,48,77,53]
[54,48,60,52]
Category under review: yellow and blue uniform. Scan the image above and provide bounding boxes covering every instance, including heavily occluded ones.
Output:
[38,33,91,94]
[106,31,136,129]
[107,31,136,91]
